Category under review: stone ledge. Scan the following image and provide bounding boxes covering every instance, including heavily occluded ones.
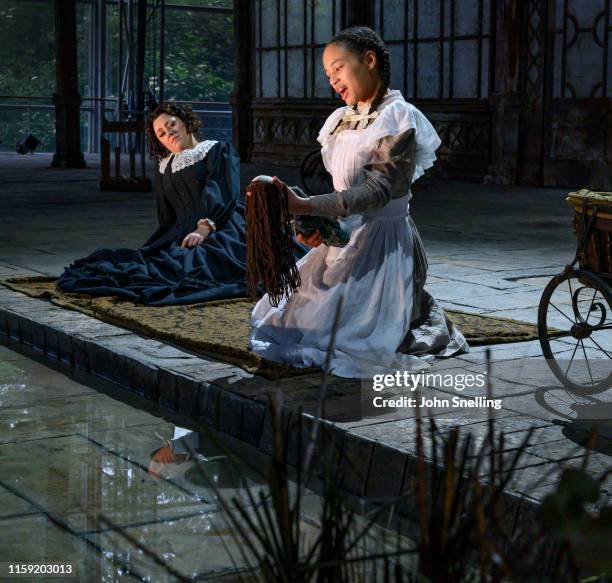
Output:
[0,288,550,527]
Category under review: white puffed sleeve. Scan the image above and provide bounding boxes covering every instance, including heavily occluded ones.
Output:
[358,100,441,184]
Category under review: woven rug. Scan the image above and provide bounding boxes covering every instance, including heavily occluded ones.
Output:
[2,277,547,378]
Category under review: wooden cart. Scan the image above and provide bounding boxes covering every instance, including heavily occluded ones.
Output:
[538,190,612,394]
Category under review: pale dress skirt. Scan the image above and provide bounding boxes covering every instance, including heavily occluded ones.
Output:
[248,194,469,378]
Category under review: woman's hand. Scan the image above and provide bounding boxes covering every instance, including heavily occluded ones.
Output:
[297,230,323,248]
[181,227,209,248]
[272,177,312,214]
[246,176,312,215]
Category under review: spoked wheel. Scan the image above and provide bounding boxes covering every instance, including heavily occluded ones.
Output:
[538,267,612,395]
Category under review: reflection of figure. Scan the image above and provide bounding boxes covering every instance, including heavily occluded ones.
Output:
[58,103,248,305]
[248,27,469,378]
[148,426,199,480]
[148,426,262,491]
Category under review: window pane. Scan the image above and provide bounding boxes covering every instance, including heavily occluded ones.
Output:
[565,33,604,97]
[388,44,404,94]
[0,1,56,151]
[261,50,279,97]
[417,0,441,39]
[0,2,56,97]
[287,49,304,97]
[382,1,407,42]
[443,40,450,97]
[405,43,415,99]
[314,0,333,44]
[166,0,232,6]
[280,48,286,96]
[454,0,480,37]
[314,47,328,96]
[287,1,305,45]
[453,40,478,97]
[570,0,604,29]
[260,0,279,48]
[163,7,234,101]
[481,38,489,97]
[0,104,55,153]
[417,42,440,98]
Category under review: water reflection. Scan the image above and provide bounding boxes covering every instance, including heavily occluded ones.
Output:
[147,426,260,492]
[0,344,269,582]
[0,343,411,582]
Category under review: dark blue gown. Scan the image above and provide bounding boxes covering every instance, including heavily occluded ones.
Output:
[58,140,250,305]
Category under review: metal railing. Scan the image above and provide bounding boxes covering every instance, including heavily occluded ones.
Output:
[0,95,232,153]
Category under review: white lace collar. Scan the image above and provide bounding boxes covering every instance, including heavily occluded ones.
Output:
[158,139,218,174]
[329,90,404,134]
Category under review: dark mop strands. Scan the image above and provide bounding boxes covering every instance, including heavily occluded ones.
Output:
[245,175,301,307]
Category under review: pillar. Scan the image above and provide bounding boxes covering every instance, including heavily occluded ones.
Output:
[230,0,254,160]
[516,0,552,185]
[485,0,521,185]
[52,0,86,168]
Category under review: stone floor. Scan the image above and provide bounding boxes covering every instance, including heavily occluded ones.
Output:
[0,152,610,512]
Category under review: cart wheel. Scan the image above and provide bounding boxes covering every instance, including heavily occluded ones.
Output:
[538,268,612,395]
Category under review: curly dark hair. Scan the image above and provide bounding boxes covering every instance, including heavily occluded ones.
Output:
[326,26,391,130]
[146,102,202,161]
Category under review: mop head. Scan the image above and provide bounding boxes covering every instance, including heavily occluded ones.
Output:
[245,175,301,307]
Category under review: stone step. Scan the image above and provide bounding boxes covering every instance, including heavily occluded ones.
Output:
[0,286,564,529]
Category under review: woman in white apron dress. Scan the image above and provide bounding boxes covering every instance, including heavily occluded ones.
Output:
[248,26,469,378]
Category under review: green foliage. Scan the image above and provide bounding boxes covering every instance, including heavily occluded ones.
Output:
[161,9,234,102]
[0,1,234,150]
[0,1,93,150]
[540,468,612,576]
[0,2,56,97]
[0,1,91,97]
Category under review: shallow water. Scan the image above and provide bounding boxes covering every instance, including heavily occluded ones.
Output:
[0,342,419,582]
[0,343,288,582]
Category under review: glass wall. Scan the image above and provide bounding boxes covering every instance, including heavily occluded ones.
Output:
[253,0,343,99]
[163,1,234,101]
[0,0,235,152]
[162,1,233,141]
[552,0,611,98]
[372,0,493,100]
[0,1,59,152]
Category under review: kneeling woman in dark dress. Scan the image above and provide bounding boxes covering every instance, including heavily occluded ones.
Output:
[58,103,250,305]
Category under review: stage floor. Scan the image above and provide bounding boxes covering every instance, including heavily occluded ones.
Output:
[1,151,609,523]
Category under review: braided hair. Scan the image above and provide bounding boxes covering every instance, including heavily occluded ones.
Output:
[326,26,391,132]
[146,102,202,161]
